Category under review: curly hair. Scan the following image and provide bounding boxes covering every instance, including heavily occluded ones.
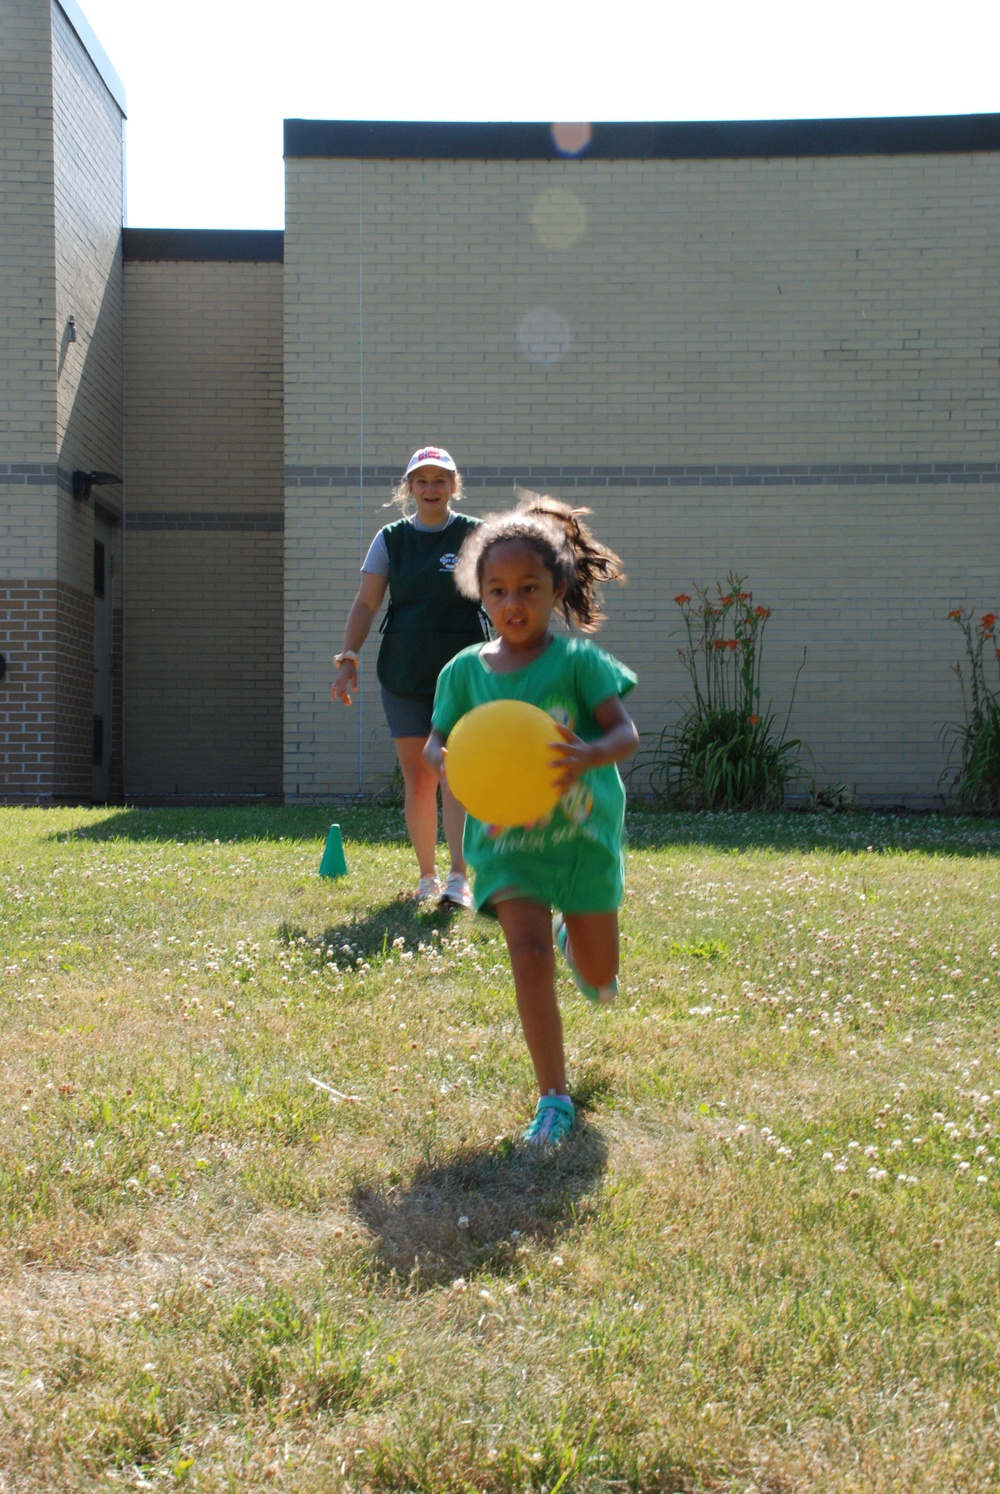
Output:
[453,491,626,633]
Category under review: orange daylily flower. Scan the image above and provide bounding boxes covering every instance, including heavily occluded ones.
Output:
[748,714,761,725]
[754,605,772,619]
[673,594,691,605]
[947,609,964,620]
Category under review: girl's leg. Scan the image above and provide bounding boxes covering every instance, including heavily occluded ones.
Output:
[440,777,468,878]
[496,899,567,1096]
[394,736,440,880]
[561,912,620,989]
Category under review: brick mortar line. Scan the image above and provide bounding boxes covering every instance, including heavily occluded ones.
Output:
[285,462,1000,489]
[123,514,284,531]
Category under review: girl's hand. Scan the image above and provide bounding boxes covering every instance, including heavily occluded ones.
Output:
[548,699,640,790]
[331,659,357,705]
[549,724,595,790]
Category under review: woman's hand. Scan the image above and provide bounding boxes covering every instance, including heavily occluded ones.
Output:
[331,573,388,707]
[331,658,358,705]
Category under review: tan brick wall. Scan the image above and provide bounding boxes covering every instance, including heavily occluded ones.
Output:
[0,0,58,574]
[51,0,124,600]
[122,259,284,797]
[283,153,1000,804]
[0,1,124,802]
[122,532,283,797]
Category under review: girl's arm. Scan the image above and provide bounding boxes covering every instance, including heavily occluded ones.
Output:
[550,696,639,790]
[332,571,389,705]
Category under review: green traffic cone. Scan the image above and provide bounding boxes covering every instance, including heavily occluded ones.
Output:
[319,824,347,879]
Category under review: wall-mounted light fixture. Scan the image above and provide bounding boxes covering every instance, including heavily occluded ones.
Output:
[67,315,77,343]
[72,470,123,502]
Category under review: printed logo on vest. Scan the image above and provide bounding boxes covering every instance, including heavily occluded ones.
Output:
[439,553,460,572]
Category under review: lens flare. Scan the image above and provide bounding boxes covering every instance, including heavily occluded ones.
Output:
[551,123,593,157]
[516,308,573,366]
[531,188,587,251]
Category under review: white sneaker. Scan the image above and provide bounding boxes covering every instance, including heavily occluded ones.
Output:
[437,872,472,909]
[416,874,441,900]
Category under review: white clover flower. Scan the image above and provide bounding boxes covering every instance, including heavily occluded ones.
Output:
[822,1151,834,1161]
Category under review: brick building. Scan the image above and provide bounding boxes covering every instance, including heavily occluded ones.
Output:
[3,0,999,806]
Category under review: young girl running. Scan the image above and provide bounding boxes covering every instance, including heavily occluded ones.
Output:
[424,494,639,1148]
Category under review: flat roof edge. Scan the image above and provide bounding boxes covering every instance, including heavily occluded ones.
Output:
[123,228,284,263]
[56,0,126,115]
[284,114,1000,161]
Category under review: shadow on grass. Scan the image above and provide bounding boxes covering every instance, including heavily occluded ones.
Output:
[351,1124,609,1289]
[48,803,405,846]
[277,896,466,965]
[45,802,1000,860]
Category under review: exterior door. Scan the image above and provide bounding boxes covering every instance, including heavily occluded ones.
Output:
[92,515,114,801]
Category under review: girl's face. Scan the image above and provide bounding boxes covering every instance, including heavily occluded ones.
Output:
[407,465,456,526]
[480,539,565,652]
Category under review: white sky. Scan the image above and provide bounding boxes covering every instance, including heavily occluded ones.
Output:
[77,0,1000,230]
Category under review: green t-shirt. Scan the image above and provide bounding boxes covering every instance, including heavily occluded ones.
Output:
[432,633,638,915]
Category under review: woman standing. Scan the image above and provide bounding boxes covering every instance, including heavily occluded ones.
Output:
[332,446,485,906]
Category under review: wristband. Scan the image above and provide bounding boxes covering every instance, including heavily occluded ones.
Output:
[334,650,360,667]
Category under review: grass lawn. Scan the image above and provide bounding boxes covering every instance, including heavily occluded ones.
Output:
[2,803,1000,1492]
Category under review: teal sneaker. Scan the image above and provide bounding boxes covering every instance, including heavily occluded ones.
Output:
[522,1092,576,1148]
[553,914,618,1005]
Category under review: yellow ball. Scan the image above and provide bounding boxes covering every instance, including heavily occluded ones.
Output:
[446,699,563,827]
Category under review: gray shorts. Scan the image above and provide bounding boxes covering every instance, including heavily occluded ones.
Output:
[381,686,434,739]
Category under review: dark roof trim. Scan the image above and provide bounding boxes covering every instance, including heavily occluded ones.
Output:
[284,114,1000,162]
[122,229,284,263]
[56,0,126,115]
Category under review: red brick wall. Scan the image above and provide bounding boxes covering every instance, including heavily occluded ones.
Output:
[0,579,94,803]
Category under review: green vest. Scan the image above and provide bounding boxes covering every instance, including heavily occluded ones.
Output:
[376,514,486,696]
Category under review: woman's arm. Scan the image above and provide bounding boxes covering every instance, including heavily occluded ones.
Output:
[332,570,389,705]
[549,696,639,790]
